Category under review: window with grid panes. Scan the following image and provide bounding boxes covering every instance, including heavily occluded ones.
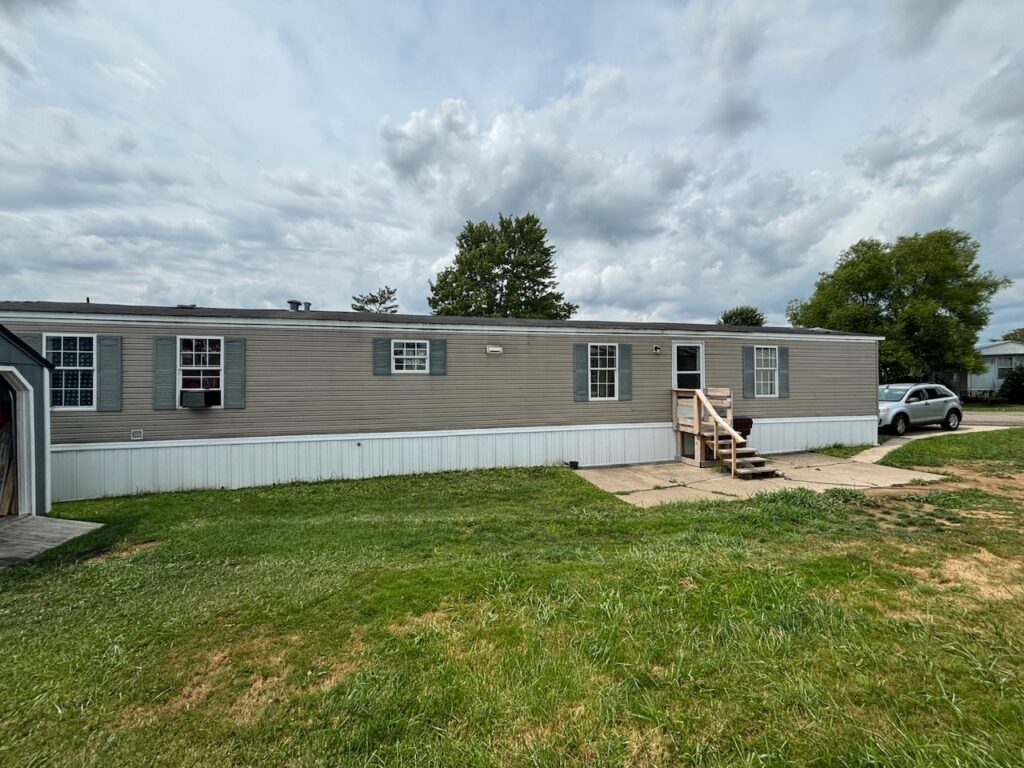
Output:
[588,343,617,399]
[391,340,429,372]
[754,345,778,397]
[45,335,95,408]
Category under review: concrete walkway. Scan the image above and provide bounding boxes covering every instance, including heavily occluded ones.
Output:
[0,516,102,568]
[849,424,1010,463]
[959,411,1024,427]
[578,453,946,508]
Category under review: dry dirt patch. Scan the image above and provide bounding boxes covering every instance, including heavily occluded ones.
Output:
[87,540,160,563]
[121,648,230,727]
[309,630,367,693]
[865,463,1024,501]
[624,725,672,767]
[889,548,1024,603]
[939,549,1024,600]
[231,643,289,724]
[387,609,450,635]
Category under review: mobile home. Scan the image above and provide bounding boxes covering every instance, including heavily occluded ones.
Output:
[966,340,1024,397]
[0,301,881,506]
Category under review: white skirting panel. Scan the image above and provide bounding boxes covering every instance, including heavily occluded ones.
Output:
[746,415,878,455]
[50,422,678,502]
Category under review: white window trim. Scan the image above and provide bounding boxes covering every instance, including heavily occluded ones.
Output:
[588,342,618,401]
[43,333,98,411]
[671,340,704,390]
[391,339,430,374]
[754,345,779,399]
[175,335,225,410]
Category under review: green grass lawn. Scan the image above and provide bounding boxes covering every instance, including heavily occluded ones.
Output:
[3,467,1024,766]
[881,427,1024,473]
[963,403,1024,412]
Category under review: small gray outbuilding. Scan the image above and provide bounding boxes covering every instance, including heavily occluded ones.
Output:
[0,324,53,516]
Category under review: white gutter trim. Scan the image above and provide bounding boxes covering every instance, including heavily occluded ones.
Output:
[0,312,884,343]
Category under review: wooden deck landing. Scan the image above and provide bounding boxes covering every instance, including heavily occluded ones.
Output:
[0,516,102,568]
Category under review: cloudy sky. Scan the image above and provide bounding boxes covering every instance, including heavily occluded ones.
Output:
[1,0,1022,336]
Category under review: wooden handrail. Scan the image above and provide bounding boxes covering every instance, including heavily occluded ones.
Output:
[692,388,744,444]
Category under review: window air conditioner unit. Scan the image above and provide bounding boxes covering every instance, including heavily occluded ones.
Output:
[181,390,220,408]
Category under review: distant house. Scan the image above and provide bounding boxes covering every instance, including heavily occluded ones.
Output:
[966,340,1024,396]
[0,301,881,506]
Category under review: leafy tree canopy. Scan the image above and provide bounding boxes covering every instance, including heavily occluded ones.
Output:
[351,285,399,314]
[718,305,766,327]
[1002,328,1024,343]
[786,229,1009,381]
[428,213,578,320]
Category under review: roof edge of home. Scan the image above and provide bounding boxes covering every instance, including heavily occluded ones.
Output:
[0,301,883,339]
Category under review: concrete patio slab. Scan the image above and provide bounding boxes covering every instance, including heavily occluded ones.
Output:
[0,516,102,568]
[781,462,944,488]
[577,462,709,494]
[579,451,946,507]
[769,452,851,469]
[686,474,818,499]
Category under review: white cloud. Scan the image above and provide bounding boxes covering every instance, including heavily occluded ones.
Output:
[97,58,162,90]
[0,0,1022,338]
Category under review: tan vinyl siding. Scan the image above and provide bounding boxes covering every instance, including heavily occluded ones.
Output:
[700,337,877,418]
[4,320,878,444]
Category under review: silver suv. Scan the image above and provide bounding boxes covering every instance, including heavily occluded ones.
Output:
[878,383,963,436]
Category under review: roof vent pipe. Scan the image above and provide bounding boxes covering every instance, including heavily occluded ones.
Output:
[287,299,301,311]
[303,302,311,312]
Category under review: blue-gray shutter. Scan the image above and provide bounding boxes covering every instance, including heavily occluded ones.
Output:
[152,336,177,410]
[741,346,755,399]
[778,346,790,399]
[224,338,246,409]
[373,338,391,375]
[573,343,589,402]
[617,344,632,401]
[429,338,447,375]
[16,333,42,356]
[96,335,122,412]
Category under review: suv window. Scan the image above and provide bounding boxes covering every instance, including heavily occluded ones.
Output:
[906,389,924,402]
[926,387,947,399]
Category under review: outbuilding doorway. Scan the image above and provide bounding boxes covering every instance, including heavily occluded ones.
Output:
[0,324,55,516]
[0,379,16,515]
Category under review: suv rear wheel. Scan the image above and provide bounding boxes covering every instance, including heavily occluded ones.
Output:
[942,410,961,431]
[891,414,909,436]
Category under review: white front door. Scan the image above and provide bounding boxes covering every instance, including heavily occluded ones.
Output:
[673,342,704,389]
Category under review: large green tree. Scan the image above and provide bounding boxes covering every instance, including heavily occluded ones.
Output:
[786,229,1009,381]
[428,213,578,319]
[718,305,766,327]
[1003,328,1024,343]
